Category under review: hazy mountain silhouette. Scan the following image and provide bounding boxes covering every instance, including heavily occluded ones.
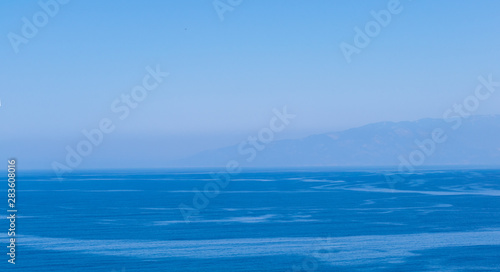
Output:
[170,115,500,168]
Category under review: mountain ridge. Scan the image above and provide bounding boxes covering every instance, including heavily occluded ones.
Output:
[169,114,500,168]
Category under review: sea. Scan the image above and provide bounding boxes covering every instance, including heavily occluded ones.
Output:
[1,168,500,271]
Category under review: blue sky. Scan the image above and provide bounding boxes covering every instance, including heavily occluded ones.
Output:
[1,0,500,169]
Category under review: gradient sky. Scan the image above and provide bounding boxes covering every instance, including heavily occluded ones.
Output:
[1,0,500,169]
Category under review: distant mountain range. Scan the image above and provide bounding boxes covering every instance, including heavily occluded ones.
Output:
[169,115,500,168]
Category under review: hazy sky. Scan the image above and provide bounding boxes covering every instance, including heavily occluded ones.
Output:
[1,0,500,169]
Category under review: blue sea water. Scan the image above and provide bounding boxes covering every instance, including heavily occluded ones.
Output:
[1,168,500,271]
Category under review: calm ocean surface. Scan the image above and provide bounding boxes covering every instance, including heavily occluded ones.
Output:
[2,169,500,271]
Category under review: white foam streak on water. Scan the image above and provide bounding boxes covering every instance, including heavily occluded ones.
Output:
[342,186,500,196]
[153,214,318,225]
[12,229,500,265]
